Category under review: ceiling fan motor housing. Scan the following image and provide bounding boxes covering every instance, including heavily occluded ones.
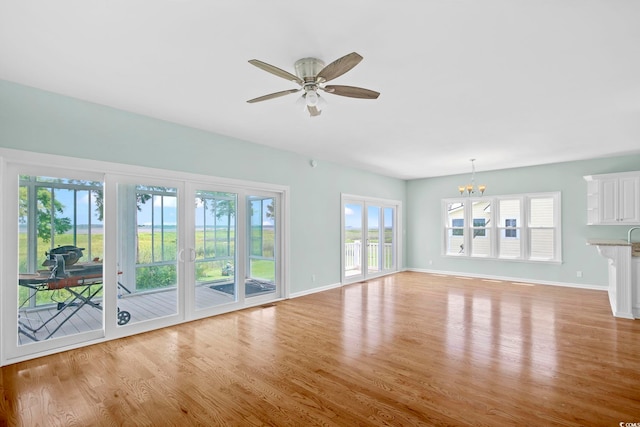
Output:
[294,58,325,83]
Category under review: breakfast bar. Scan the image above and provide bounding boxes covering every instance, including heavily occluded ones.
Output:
[587,239,640,319]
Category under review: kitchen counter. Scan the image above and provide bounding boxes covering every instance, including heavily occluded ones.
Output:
[587,239,637,318]
[587,239,640,256]
[587,239,630,246]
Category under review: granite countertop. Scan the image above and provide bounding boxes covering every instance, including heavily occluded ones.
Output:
[586,239,631,246]
[587,239,640,257]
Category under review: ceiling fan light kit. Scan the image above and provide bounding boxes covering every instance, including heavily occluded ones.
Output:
[247,52,380,117]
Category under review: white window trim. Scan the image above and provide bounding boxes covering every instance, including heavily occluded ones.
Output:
[442,192,562,263]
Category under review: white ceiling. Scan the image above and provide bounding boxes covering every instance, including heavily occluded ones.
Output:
[1,1,639,179]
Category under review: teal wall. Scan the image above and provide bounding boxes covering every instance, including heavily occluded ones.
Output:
[407,154,640,288]
[0,80,407,293]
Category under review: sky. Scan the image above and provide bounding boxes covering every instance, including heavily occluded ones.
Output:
[54,187,275,228]
[344,203,393,230]
[40,180,389,232]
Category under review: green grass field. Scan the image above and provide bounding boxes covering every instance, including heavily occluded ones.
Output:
[19,228,275,306]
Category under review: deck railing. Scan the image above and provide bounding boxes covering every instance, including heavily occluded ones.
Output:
[345,240,393,271]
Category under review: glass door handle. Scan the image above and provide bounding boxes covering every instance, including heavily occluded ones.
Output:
[178,249,196,262]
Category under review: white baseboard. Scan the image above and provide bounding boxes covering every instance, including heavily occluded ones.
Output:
[289,282,343,298]
[289,267,607,300]
[406,268,608,291]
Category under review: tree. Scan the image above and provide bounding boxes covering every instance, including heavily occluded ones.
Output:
[92,189,152,221]
[266,201,275,220]
[19,187,72,242]
[214,198,236,256]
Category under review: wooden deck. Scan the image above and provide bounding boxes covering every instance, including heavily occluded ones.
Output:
[18,284,236,344]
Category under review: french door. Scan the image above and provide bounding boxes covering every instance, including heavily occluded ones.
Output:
[341,194,400,284]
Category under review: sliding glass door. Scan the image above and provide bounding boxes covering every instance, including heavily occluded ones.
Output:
[342,195,400,284]
[17,173,105,345]
[3,155,288,363]
[192,189,238,311]
[116,181,180,327]
[2,164,108,359]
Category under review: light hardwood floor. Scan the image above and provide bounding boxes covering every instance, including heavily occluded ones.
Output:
[2,271,640,426]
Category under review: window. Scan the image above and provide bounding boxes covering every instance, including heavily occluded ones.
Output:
[505,219,517,238]
[442,192,561,262]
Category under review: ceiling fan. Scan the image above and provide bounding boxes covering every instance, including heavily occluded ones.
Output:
[247,52,380,117]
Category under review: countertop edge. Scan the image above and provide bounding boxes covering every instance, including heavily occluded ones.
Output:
[586,239,631,246]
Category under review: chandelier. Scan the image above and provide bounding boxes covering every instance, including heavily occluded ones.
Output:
[458,159,486,196]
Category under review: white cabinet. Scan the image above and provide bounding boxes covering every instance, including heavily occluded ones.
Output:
[584,171,640,225]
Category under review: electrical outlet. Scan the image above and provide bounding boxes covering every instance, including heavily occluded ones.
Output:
[576,271,583,278]
[312,274,316,282]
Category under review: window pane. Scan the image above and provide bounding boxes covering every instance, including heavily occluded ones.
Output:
[472,200,490,238]
[344,203,363,277]
[472,201,491,225]
[452,218,464,235]
[367,206,380,274]
[499,230,521,258]
[194,191,237,309]
[383,207,394,270]
[448,202,464,234]
[470,201,490,256]
[117,183,178,326]
[446,202,465,255]
[499,199,521,229]
[249,198,275,258]
[530,228,555,259]
[530,197,554,227]
[470,229,491,256]
[498,199,521,258]
[18,175,104,344]
[247,196,276,298]
[447,228,465,255]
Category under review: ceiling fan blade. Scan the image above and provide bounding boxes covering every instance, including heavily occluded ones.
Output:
[316,52,363,83]
[307,105,322,117]
[248,59,304,85]
[247,88,301,103]
[323,85,380,99]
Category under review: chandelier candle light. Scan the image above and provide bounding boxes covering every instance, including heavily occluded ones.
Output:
[458,158,486,196]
